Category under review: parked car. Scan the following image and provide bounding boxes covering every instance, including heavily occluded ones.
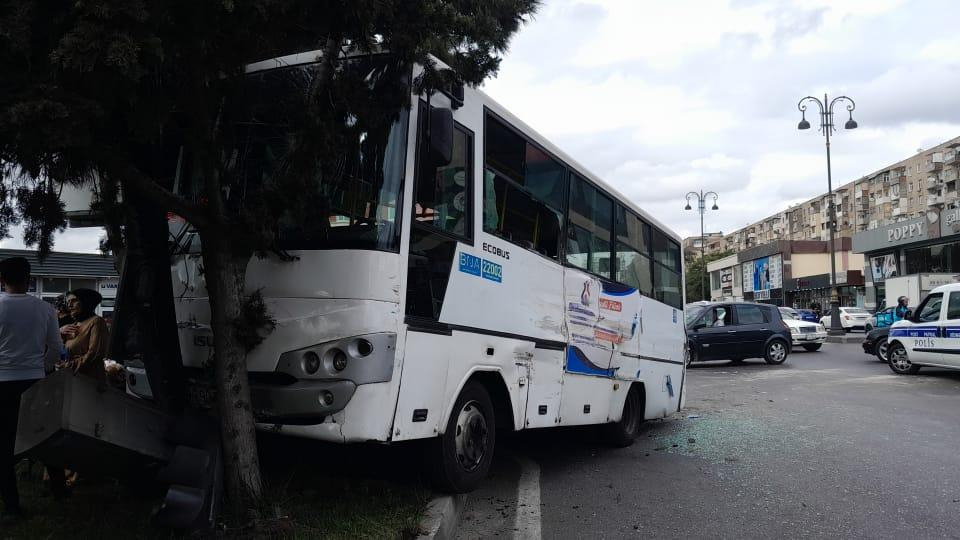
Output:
[781,317,827,351]
[820,307,871,332]
[686,302,792,365]
[796,309,820,323]
[862,326,891,362]
[779,307,800,320]
[887,283,960,375]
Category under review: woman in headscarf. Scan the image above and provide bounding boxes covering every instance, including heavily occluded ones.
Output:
[60,288,109,383]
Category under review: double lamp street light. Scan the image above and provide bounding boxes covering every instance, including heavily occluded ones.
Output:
[797,93,858,336]
[685,190,719,301]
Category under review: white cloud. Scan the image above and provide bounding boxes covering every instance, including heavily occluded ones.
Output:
[486,0,960,239]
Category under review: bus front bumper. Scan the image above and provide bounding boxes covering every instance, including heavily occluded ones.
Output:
[251,379,356,424]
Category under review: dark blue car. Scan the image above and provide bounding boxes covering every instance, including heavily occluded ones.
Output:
[796,309,819,323]
[686,302,793,366]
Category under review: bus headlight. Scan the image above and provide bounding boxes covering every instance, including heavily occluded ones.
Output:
[278,332,396,384]
[331,349,348,371]
[303,351,321,374]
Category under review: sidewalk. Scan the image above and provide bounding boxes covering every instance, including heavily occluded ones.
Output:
[825,334,865,344]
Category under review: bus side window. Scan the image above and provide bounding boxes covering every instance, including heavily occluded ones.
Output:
[566,174,613,278]
[651,230,683,308]
[483,114,563,259]
[483,172,561,258]
[615,205,653,296]
[414,103,472,239]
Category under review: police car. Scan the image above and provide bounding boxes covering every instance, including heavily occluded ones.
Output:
[887,283,960,375]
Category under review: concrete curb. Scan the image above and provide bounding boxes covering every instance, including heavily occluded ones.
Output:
[825,335,864,344]
[416,493,468,540]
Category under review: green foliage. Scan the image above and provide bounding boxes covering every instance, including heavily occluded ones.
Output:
[685,251,733,303]
[0,0,541,256]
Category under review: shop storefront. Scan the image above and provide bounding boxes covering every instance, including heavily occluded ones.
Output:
[853,213,960,309]
[785,271,865,312]
[741,252,785,306]
[708,254,742,302]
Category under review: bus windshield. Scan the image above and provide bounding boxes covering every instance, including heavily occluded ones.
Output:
[172,55,410,253]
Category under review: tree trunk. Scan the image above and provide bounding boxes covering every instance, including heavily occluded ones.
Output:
[201,234,264,521]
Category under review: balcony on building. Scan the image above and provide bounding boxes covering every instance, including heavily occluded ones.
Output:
[926,152,944,172]
[927,176,942,190]
[943,167,958,183]
[945,149,957,165]
[928,193,945,206]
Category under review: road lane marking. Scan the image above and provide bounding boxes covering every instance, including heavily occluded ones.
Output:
[513,454,542,540]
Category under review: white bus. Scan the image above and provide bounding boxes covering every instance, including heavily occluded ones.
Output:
[167,52,687,492]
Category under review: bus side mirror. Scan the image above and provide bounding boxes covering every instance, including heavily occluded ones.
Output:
[429,107,454,166]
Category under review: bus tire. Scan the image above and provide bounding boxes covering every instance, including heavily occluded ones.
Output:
[686,345,696,367]
[431,381,496,493]
[603,385,643,448]
[888,342,920,375]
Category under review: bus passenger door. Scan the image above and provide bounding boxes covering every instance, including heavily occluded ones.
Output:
[405,102,473,323]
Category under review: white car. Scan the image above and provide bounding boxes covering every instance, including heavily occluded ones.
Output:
[887,283,960,375]
[782,317,827,351]
[820,307,871,332]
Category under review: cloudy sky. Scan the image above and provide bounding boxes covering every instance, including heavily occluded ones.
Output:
[481,0,960,239]
[5,0,960,252]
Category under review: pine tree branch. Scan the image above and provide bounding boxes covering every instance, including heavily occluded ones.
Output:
[102,158,212,230]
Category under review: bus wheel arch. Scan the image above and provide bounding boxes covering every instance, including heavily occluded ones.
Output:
[430,374,506,493]
[603,382,645,447]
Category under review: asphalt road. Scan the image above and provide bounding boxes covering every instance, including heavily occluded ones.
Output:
[456,342,960,540]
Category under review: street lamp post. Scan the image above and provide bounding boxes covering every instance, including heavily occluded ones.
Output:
[797,93,858,336]
[684,190,719,301]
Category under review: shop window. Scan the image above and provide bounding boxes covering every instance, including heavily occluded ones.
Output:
[906,243,960,274]
[71,278,98,291]
[567,175,613,278]
[42,277,70,294]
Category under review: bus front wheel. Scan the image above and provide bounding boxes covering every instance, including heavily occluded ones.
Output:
[431,381,496,493]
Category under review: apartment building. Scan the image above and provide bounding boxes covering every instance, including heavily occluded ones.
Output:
[682,232,724,260]
[715,135,960,254]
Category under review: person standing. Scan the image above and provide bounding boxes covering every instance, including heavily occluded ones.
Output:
[59,288,109,383]
[0,257,60,523]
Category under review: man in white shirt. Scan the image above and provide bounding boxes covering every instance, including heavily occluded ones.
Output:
[0,257,60,523]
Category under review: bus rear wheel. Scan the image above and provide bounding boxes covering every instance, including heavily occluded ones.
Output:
[431,382,496,493]
[603,385,643,448]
